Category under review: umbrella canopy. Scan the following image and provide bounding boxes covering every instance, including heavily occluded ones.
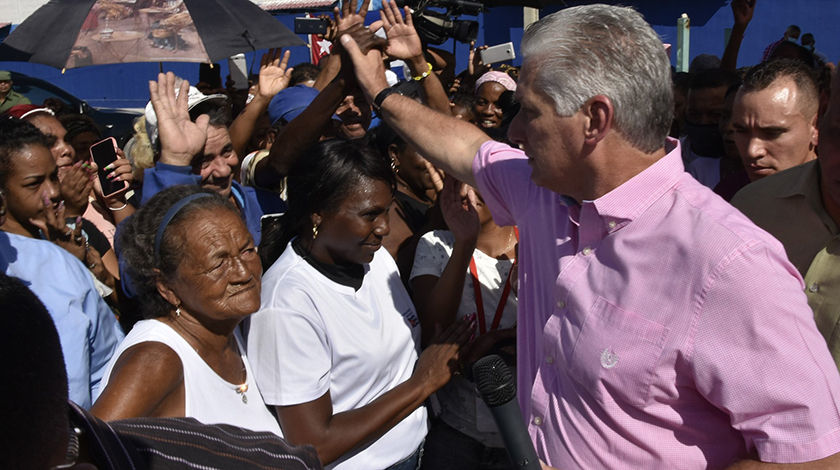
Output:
[0,0,304,69]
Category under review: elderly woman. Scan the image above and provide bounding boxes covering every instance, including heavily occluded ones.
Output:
[249,139,472,469]
[90,185,282,435]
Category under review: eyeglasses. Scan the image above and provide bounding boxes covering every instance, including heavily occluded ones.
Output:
[51,425,81,469]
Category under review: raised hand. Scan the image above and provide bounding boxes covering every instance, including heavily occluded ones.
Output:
[149,72,209,167]
[335,0,372,33]
[731,0,755,28]
[258,48,293,99]
[468,42,490,78]
[339,29,390,102]
[440,176,480,244]
[378,0,423,61]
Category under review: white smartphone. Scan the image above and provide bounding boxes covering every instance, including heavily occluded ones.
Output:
[228,54,249,90]
[480,42,515,65]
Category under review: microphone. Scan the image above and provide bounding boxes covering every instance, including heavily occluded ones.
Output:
[473,354,541,469]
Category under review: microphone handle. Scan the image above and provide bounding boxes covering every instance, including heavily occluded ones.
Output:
[488,398,542,469]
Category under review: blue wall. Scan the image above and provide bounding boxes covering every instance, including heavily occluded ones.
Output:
[1,0,839,109]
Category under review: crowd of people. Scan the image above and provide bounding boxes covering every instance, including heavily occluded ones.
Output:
[3,0,840,468]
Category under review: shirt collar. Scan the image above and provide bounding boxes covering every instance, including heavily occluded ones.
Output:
[588,138,683,230]
[774,159,821,200]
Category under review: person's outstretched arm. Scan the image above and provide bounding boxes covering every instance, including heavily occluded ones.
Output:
[340,33,489,186]
[721,0,755,71]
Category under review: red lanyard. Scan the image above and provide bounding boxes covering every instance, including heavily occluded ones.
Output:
[469,228,519,336]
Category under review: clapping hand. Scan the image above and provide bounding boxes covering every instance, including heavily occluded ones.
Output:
[29,192,86,261]
[149,72,208,167]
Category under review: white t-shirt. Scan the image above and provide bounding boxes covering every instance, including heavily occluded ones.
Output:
[410,230,517,448]
[248,243,426,470]
[99,319,283,436]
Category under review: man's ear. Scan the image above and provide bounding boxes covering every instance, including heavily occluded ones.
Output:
[582,95,614,145]
[811,112,820,149]
[154,268,179,309]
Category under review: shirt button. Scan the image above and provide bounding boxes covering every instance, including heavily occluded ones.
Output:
[608,221,617,229]
[533,416,542,426]
[582,247,592,256]
[557,300,565,309]
[809,283,820,293]
[546,356,554,364]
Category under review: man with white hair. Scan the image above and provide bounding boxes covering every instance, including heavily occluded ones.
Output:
[341,2,840,468]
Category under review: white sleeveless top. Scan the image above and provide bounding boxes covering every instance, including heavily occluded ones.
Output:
[99,319,283,436]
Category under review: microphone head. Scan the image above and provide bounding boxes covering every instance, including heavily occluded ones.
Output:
[473,354,516,406]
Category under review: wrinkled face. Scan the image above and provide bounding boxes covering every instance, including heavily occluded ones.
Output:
[69,130,101,158]
[194,125,238,198]
[167,208,262,321]
[731,78,818,181]
[685,86,728,125]
[474,81,507,129]
[314,178,392,265]
[2,144,61,234]
[336,91,372,140]
[0,80,11,95]
[26,114,76,168]
[508,62,586,196]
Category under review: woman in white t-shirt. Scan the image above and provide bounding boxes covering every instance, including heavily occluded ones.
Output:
[249,139,473,470]
[91,186,282,437]
[410,178,518,470]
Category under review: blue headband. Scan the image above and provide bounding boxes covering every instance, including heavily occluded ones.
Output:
[153,193,213,258]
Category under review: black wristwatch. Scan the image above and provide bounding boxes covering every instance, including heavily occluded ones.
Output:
[373,87,403,113]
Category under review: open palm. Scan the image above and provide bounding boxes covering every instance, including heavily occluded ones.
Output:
[149,72,209,166]
[379,0,422,60]
[258,48,293,99]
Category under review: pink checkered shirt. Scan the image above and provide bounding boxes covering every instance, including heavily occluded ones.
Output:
[473,139,840,469]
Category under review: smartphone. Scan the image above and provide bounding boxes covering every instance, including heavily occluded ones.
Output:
[89,137,128,198]
[294,17,329,35]
[480,42,516,65]
[228,53,249,90]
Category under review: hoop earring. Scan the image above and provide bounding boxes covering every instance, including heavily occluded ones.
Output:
[390,156,398,174]
[175,306,181,317]
[312,223,319,240]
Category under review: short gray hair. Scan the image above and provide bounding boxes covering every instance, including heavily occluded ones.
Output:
[521,4,673,153]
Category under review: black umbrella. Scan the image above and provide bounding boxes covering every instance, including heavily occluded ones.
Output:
[0,0,304,69]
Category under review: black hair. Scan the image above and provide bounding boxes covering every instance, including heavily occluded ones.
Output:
[116,185,240,319]
[741,58,819,115]
[688,68,741,91]
[368,121,406,161]
[768,41,816,69]
[58,114,102,143]
[259,139,395,269]
[450,90,476,111]
[0,272,69,470]
[801,33,815,46]
[289,62,320,87]
[672,71,693,95]
[0,116,52,188]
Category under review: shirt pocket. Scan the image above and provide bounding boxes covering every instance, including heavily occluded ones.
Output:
[568,296,669,407]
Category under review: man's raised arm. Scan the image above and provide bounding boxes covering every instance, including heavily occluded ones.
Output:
[340,33,490,186]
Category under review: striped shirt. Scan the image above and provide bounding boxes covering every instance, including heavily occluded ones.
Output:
[70,402,322,469]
